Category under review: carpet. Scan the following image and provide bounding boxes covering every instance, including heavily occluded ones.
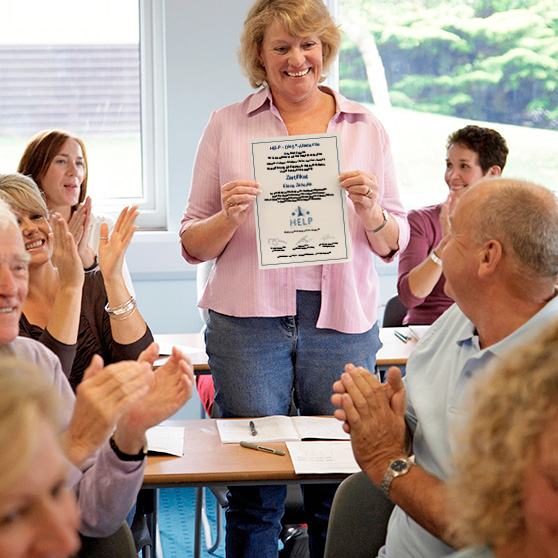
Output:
[158,487,226,558]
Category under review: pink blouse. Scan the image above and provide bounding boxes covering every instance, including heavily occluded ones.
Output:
[180,87,409,334]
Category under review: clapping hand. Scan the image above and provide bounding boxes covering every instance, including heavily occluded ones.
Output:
[61,355,153,468]
[68,196,96,269]
[112,343,195,452]
[49,212,84,290]
[98,206,139,283]
[331,364,408,483]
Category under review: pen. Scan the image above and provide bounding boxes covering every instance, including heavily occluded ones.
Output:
[249,420,258,436]
[394,330,410,343]
[240,441,286,456]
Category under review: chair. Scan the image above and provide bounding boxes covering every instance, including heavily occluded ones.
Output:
[77,522,137,558]
[382,294,407,327]
[323,472,394,558]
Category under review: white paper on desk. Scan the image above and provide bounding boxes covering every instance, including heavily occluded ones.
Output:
[217,416,349,444]
[146,426,185,457]
[407,325,430,340]
[286,441,361,474]
[251,133,351,269]
[155,341,203,356]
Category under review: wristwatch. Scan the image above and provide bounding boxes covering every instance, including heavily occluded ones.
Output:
[110,435,148,461]
[381,457,414,496]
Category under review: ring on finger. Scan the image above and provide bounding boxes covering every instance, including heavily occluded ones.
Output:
[227,199,233,207]
[365,187,373,199]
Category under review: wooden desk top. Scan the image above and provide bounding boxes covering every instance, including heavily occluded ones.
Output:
[143,419,348,488]
[154,327,418,371]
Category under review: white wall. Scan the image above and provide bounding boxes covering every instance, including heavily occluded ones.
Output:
[127,0,255,335]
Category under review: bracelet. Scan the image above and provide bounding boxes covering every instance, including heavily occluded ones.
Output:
[83,255,98,272]
[109,436,147,462]
[429,251,442,266]
[104,296,137,320]
[365,208,389,234]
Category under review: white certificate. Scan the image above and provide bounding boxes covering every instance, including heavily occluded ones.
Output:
[251,133,351,269]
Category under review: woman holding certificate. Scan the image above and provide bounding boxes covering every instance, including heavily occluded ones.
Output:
[180,1,409,556]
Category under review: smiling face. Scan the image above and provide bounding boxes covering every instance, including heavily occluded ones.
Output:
[0,421,80,558]
[444,143,488,198]
[11,207,52,269]
[39,138,85,212]
[259,20,323,107]
[0,224,29,345]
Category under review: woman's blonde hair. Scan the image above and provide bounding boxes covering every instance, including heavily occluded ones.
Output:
[238,0,341,89]
[0,173,50,219]
[0,357,59,495]
[448,320,558,547]
[17,129,88,209]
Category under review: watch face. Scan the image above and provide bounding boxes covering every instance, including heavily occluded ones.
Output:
[391,459,408,472]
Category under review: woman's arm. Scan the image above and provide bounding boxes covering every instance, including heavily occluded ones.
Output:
[181,179,261,261]
[46,213,84,344]
[400,195,454,302]
[98,206,147,345]
[340,170,400,257]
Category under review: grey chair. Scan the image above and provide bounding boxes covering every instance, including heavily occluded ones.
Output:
[323,472,394,558]
[77,522,137,558]
[382,294,407,327]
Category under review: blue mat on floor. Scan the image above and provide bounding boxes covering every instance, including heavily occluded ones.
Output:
[159,488,226,558]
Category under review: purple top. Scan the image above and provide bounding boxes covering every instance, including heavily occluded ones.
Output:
[7,337,145,537]
[397,203,454,325]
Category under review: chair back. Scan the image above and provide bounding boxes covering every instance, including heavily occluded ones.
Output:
[382,294,407,327]
[324,472,394,558]
[77,522,137,558]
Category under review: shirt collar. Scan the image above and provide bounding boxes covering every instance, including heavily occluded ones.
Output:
[458,292,558,359]
[245,86,371,119]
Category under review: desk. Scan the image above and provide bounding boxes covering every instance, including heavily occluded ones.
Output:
[154,326,418,372]
[143,419,348,557]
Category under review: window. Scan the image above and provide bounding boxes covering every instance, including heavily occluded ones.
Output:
[0,0,166,228]
[331,0,558,208]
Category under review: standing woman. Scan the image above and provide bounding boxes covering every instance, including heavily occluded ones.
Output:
[0,173,152,390]
[180,1,409,556]
[17,129,134,291]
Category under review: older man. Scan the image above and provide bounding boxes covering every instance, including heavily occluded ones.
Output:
[0,197,194,536]
[332,178,558,557]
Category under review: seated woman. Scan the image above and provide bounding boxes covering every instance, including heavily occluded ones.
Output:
[446,320,558,558]
[17,129,134,291]
[0,173,153,390]
[397,125,508,324]
[0,356,81,558]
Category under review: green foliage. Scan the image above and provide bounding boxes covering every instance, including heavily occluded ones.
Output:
[340,1,558,130]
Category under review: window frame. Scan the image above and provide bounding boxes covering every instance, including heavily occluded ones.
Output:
[92,0,168,230]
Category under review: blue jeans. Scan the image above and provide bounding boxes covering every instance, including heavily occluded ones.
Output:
[206,291,381,558]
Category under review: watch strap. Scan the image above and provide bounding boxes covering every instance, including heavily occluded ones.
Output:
[365,208,389,234]
[110,435,148,461]
[381,457,414,496]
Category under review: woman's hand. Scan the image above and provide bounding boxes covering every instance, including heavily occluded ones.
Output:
[339,170,386,227]
[49,213,84,290]
[221,180,261,227]
[68,196,96,269]
[98,206,139,284]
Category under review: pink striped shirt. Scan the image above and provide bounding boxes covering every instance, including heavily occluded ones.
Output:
[180,87,409,333]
